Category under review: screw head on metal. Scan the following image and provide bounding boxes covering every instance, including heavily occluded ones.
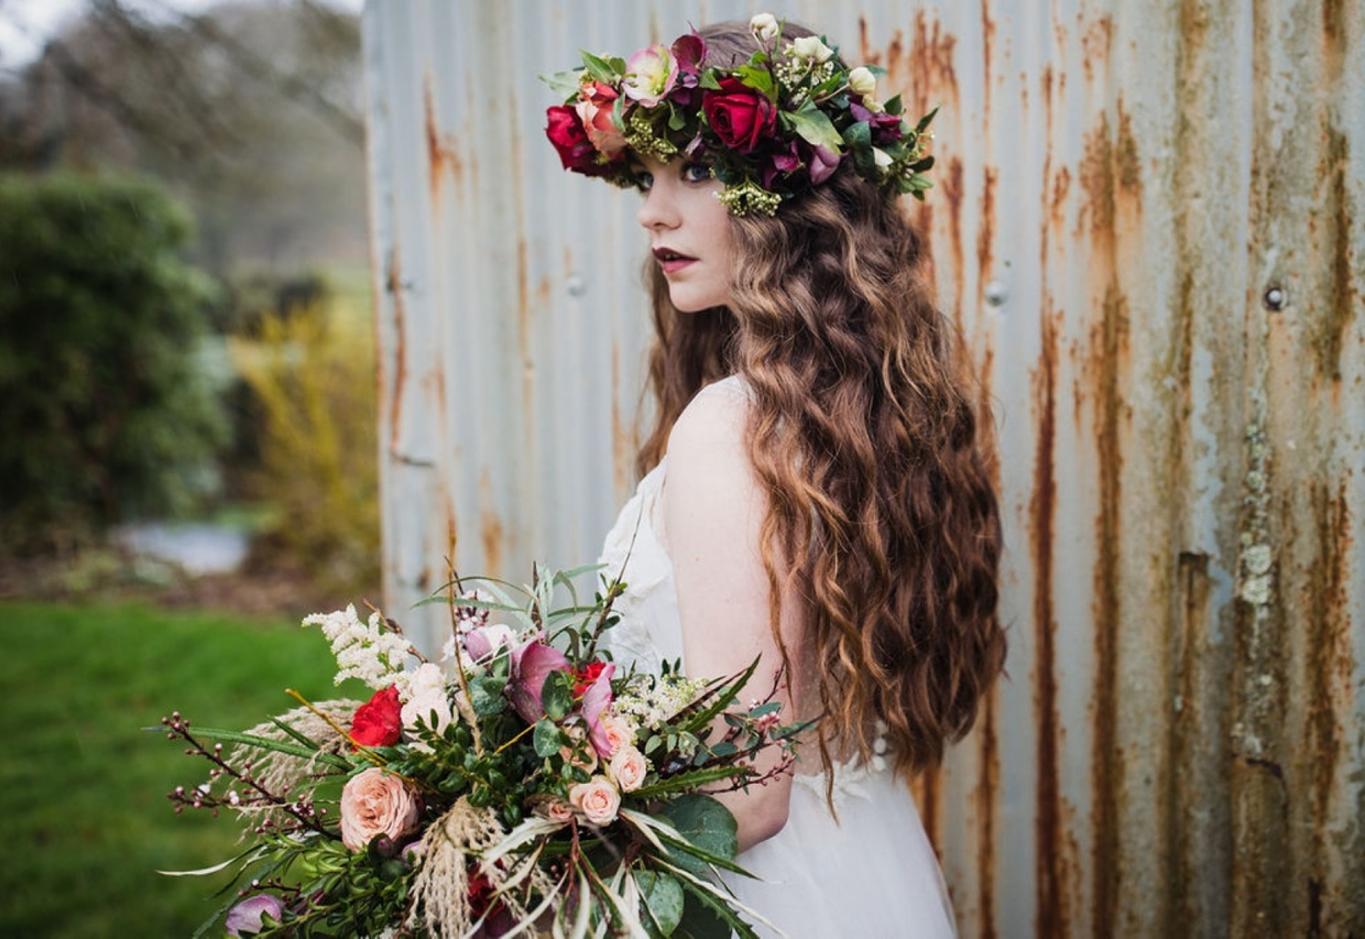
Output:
[985,279,1008,308]
[1263,285,1286,311]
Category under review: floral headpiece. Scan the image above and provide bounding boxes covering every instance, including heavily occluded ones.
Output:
[540,13,938,217]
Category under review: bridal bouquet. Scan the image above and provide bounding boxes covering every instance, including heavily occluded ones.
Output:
[152,553,810,938]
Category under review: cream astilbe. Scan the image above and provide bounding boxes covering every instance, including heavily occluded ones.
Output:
[224,698,363,841]
[303,603,413,688]
[404,797,558,939]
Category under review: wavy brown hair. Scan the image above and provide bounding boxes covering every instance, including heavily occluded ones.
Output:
[631,19,1005,813]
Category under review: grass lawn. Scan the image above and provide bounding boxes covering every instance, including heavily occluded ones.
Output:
[0,599,372,937]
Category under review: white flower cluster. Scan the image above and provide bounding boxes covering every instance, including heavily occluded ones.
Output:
[610,673,709,737]
[302,603,412,689]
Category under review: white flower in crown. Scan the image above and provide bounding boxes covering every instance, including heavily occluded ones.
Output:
[873,147,893,170]
[847,66,877,97]
[749,12,780,42]
[792,35,834,64]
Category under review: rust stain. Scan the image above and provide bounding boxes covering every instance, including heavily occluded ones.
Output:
[1031,299,1066,939]
[1031,57,1067,939]
[479,467,504,578]
[942,156,967,335]
[975,684,1000,939]
[1089,281,1130,936]
[1078,111,1116,236]
[1114,98,1142,195]
[1305,479,1353,826]
[1314,126,1358,384]
[857,15,874,63]
[976,164,998,308]
[980,0,996,116]
[385,248,407,453]
[424,72,463,203]
[517,238,532,365]
[1166,550,1213,933]
[1079,13,1115,85]
[445,487,459,568]
[906,10,959,122]
[1052,165,1072,230]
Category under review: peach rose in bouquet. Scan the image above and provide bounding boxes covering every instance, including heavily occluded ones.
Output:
[339,767,422,851]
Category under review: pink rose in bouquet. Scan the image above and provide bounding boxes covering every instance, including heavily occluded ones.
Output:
[568,775,621,825]
[339,767,422,851]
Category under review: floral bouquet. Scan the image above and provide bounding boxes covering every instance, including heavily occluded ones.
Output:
[152,550,811,938]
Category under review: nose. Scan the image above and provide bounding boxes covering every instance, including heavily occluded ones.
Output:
[636,178,679,232]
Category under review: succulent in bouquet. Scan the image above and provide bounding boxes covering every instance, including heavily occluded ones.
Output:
[152,536,814,938]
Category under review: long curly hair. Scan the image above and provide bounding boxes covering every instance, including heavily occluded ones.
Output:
[631,19,1006,811]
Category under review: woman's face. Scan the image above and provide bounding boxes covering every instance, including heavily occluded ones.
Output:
[633,152,734,312]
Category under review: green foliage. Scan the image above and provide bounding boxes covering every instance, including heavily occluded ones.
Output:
[654,794,739,878]
[0,172,231,554]
[227,285,378,595]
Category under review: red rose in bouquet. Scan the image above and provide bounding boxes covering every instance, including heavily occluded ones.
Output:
[701,76,778,154]
[572,659,608,698]
[349,684,402,749]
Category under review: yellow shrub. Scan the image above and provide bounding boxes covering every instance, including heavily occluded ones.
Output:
[227,292,379,595]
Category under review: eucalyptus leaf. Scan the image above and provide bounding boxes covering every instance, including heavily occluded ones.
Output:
[581,50,619,84]
[540,68,585,101]
[635,870,685,936]
[471,674,508,716]
[542,669,573,721]
[533,718,565,758]
[655,795,738,874]
[786,103,843,152]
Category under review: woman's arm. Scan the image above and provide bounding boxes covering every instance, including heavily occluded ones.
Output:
[661,386,805,853]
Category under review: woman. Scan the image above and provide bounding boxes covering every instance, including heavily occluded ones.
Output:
[555,16,1005,937]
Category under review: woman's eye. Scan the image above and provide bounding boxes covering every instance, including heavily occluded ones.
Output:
[683,162,712,182]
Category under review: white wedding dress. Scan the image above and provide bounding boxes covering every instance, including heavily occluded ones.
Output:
[594,375,957,938]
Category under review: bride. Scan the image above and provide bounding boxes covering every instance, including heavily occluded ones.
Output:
[553,16,1006,937]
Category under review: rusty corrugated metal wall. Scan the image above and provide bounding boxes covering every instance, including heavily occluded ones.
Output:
[361,1,1364,935]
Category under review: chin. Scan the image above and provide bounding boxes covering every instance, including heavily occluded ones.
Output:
[669,288,724,313]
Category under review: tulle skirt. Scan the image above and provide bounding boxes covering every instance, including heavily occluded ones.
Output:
[716,768,957,938]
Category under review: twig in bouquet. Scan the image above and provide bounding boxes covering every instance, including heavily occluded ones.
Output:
[162,712,334,838]
[443,555,484,756]
[284,688,388,768]
[579,500,645,657]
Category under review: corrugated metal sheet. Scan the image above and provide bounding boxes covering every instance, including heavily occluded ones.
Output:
[361,1,1364,934]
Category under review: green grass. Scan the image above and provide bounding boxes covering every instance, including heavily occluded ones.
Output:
[0,600,372,937]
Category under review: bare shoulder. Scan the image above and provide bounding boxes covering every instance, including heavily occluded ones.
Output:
[667,377,753,462]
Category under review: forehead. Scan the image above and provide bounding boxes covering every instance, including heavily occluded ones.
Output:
[629,152,681,172]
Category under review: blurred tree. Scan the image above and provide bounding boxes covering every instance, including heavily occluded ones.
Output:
[0,172,232,555]
[0,0,367,277]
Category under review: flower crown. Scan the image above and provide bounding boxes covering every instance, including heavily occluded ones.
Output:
[540,13,938,217]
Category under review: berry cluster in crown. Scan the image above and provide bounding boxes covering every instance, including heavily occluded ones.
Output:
[541,13,938,217]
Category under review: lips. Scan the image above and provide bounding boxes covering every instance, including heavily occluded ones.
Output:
[652,246,697,262]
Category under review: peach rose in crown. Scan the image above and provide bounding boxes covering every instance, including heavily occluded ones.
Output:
[607,744,648,793]
[569,775,621,826]
[575,80,627,156]
[339,767,422,851]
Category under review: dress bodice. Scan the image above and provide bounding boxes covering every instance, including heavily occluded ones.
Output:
[593,374,893,811]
